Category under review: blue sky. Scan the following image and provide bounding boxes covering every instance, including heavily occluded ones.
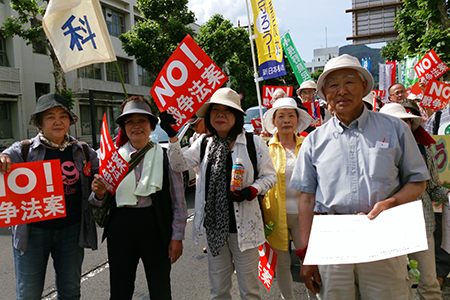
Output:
[187,0,385,62]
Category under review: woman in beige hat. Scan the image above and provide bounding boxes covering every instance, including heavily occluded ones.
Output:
[161,87,277,299]
[262,97,316,300]
[380,102,444,300]
[0,93,99,299]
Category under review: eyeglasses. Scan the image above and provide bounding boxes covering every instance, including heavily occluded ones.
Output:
[390,90,406,96]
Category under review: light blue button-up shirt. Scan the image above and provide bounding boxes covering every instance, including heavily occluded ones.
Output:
[290,106,430,214]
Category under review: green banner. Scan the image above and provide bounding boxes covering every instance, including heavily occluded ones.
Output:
[281,32,311,86]
[404,55,422,89]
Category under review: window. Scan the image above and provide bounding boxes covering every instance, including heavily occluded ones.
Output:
[80,104,121,136]
[78,63,102,80]
[138,65,151,87]
[102,7,125,37]
[0,101,13,138]
[106,59,129,84]
[35,83,50,101]
[0,38,9,67]
[31,20,47,55]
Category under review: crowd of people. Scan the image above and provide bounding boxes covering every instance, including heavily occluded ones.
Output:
[0,53,450,300]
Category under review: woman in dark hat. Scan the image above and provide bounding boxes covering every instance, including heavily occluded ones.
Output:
[90,95,187,300]
[160,87,277,299]
[0,92,99,299]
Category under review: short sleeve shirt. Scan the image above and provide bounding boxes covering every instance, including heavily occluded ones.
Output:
[290,106,430,214]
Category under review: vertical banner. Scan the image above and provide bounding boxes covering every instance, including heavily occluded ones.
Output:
[42,0,116,73]
[281,32,311,86]
[258,241,278,290]
[150,35,228,131]
[404,55,421,89]
[362,58,371,72]
[0,160,65,227]
[98,114,129,194]
[379,64,390,103]
[386,61,397,87]
[250,0,286,80]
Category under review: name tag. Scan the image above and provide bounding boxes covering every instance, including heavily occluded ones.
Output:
[375,141,389,148]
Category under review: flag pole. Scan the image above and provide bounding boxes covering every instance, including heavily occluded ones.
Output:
[114,60,128,99]
[244,0,265,131]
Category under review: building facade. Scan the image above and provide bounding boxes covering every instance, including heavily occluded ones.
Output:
[304,46,339,73]
[0,0,199,149]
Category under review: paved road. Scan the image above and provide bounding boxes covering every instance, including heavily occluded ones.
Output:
[1,186,450,299]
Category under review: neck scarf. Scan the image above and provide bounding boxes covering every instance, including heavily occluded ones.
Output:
[204,134,234,257]
[39,132,76,151]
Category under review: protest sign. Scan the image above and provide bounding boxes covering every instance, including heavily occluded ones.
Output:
[372,90,386,100]
[251,118,262,134]
[262,85,293,107]
[151,35,228,131]
[414,49,449,85]
[0,160,65,227]
[258,241,278,290]
[304,102,322,127]
[421,80,450,110]
[250,0,286,80]
[281,32,311,85]
[98,114,129,194]
[42,0,116,73]
[406,82,423,99]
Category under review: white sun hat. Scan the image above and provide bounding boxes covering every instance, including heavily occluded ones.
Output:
[263,97,312,133]
[379,103,422,131]
[316,54,374,100]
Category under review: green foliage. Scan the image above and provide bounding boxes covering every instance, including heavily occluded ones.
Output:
[120,0,195,84]
[310,68,323,81]
[382,0,450,80]
[60,88,74,110]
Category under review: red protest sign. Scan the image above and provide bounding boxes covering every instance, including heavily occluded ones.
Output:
[99,114,129,194]
[420,80,450,110]
[262,85,294,107]
[406,82,423,99]
[304,102,322,127]
[372,89,386,100]
[414,49,449,85]
[0,160,65,227]
[151,35,228,131]
[386,61,397,86]
[258,241,278,290]
[251,118,262,134]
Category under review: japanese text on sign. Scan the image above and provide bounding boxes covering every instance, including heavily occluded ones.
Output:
[0,160,65,227]
[421,80,450,110]
[151,35,228,131]
[99,114,129,194]
[414,49,449,85]
[262,85,293,107]
[258,241,278,290]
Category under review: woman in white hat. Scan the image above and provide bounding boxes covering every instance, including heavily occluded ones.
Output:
[90,96,188,299]
[380,102,444,300]
[160,87,277,299]
[0,93,99,299]
[262,98,316,300]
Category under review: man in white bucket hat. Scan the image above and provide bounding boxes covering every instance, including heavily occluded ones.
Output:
[290,54,429,299]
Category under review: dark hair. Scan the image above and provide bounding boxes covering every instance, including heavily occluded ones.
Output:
[273,108,299,119]
[35,109,71,129]
[399,99,421,117]
[118,96,157,131]
[204,104,245,139]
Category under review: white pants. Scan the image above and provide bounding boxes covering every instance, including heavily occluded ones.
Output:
[317,255,411,300]
[408,234,443,300]
[207,233,261,300]
[272,214,317,300]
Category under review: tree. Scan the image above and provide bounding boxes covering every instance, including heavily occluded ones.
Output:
[1,0,68,97]
[120,0,195,84]
[381,0,450,80]
[195,14,257,109]
[310,68,323,82]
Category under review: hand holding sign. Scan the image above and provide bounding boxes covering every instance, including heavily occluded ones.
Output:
[150,35,228,131]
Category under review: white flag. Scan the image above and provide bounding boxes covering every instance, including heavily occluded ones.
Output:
[43,0,116,73]
[378,64,391,103]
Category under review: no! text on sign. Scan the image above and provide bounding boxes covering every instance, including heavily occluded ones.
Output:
[150,34,228,131]
[0,160,65,227]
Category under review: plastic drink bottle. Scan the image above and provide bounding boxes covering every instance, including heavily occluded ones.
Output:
[230,158,244,191]
[409,260,420,289]
[265,221,274,238]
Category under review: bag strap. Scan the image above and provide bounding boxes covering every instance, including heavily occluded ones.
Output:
[244,132,258,181]
[434,110,442,135]
[200,135,207,162]
[125,141,155,176]
[21,139,31,162]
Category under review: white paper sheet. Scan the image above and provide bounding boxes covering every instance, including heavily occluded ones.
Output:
[303,201,428,265]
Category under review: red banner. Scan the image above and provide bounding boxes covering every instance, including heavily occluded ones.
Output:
[150,35,228,131]
[406,82,423,99]
[372,89,386,100]
[414,49,449,85]
[262,85,293,107]
[0,160,65,227]
[251,118,262,134]
[258,241,278,290]
[386,61,397,86]
[420,80,450,110]
[99,114,129,194]
[304,102,322,127]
